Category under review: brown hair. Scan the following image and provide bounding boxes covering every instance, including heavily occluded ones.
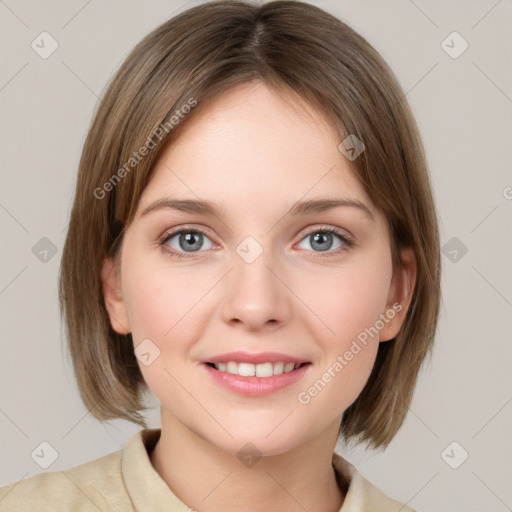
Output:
[59,0,441,449]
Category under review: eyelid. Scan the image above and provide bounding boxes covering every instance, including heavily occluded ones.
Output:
[159,223,216,240]
[296,224,354,244]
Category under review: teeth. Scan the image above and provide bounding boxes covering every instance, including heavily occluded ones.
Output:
[284,362,296,373]
[212,361,303,377]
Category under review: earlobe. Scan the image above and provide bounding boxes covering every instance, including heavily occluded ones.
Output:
[100,257,131,335]
[379,247,417,342]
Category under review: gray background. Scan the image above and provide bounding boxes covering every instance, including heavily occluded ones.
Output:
[1,0,511,510]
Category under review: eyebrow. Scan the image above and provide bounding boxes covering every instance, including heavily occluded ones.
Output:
[140,197,374,220]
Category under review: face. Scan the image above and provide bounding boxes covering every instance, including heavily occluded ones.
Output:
[102,81,414,456]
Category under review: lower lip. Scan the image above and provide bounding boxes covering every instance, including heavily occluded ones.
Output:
[201,363,311,396]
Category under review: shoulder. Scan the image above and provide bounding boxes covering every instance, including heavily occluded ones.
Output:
[332,452,416,512]
[0,447,133,512]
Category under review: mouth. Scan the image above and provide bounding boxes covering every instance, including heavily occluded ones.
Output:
[204,361,311,377]
[201,361,312,396]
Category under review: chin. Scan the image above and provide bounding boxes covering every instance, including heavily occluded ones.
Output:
[207,423,307,458]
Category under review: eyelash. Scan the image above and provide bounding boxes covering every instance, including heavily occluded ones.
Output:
[158,225,354,260]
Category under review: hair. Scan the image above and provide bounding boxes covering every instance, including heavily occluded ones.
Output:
[59,0,441,450]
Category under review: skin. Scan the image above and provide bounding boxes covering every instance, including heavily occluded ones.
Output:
[101,80,416,512]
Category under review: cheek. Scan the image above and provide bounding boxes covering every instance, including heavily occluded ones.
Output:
[124,279,172,341]
[122,247,207,342]
[303,254,393,346]
[121,263,202,403]
[121,251,214,375]
[297,255,393,411]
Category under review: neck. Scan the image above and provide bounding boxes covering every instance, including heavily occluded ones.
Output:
[149,410,346,512]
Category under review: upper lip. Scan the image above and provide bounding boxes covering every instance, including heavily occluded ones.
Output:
[201,351,310,365]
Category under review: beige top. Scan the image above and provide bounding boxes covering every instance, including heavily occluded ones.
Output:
[0,428,414,511]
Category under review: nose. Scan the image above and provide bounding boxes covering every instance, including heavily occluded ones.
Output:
[221,245,293,332]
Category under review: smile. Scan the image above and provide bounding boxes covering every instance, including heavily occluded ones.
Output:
[202,362,312,396]
[206,361,308,377]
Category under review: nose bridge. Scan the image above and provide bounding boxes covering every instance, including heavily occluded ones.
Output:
[221,234,291,329]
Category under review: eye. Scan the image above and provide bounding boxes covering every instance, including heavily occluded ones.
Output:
[159,227,214,259]
[296,226,353,257]
[158,225,353,260]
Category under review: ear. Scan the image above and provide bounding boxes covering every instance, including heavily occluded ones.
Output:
[100,257,131,335]
[379,247,417,342]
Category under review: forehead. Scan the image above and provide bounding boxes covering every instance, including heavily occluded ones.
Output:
[137,81,376,218]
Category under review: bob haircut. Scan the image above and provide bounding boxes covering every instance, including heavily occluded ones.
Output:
[59,0,441,450]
